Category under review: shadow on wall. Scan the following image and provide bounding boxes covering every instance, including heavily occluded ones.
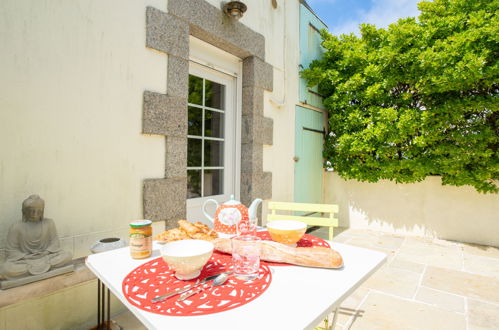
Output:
[324,172,499,247]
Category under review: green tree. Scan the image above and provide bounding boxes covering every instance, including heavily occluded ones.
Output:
[302,0,498,193]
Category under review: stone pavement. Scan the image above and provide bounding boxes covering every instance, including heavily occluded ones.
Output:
[312,228,499,330]
[112,228,499,329]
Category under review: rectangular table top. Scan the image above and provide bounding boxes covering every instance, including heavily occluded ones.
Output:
[86,241,386,330]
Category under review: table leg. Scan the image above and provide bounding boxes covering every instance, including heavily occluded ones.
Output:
[97,279,101,327]
[96,279,112,329]
[107,287,111,328]
[330,307,339,329]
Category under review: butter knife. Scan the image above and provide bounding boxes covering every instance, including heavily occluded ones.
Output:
[151,272,231,303]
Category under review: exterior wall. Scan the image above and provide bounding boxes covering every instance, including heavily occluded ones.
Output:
[325,173,499,247]
[0,280,123,330]
[0,0,167,262]
[203,0,300,205]
[143,0,274,221]
[0,0,300,328]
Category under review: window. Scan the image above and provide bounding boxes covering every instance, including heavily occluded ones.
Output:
[187,75,227,198]
[186,37,241,223]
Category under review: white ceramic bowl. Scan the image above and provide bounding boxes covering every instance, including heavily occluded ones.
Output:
[266,220,307,245]
[160,239,214,280]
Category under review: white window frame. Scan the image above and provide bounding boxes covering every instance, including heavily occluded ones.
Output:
[186,37,242,223]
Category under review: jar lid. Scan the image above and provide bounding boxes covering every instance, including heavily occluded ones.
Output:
[130,220,152,227]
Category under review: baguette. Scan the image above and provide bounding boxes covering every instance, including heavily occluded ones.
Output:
[214,238,343,269]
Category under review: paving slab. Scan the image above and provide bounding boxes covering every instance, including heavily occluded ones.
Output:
[389,255,426,274]
[397,243,463,271]
[422,266,499,303]
[333,286,370,326]
[351,291,466,330]
[467,298,499,330]
[415,286,465,313]
[463,254,499,279]
[363,267,420,298]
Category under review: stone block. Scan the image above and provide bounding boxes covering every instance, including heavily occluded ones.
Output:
[242,86,264,117]
[142,91,187,137]
[243,56,273,91]
[240,171,272,206]
[168,0,265,60]
[143,178,186,225]
[241,115,258,144]
[260,171,272,200]
[262,117,273,145]
[241,142,263,174]
[0,261,95,308]
[167,55,189,99]
[146,7,189,60]
[241,115,273,145]
[0,264,75,290]
[240,172,254,207]
[165,136,187,179]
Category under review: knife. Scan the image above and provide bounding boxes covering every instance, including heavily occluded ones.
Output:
[151,271,232,303]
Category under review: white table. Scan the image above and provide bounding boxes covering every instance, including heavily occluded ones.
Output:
[86,241,386,330]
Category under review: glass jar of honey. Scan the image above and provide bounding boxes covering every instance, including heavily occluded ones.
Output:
[129,220,152,259]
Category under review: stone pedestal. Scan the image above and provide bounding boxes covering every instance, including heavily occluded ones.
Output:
[0,264,74,290]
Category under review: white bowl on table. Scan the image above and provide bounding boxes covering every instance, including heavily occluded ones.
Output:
[160,239,214,280]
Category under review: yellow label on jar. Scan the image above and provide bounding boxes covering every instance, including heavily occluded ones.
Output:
[129,232,152,259]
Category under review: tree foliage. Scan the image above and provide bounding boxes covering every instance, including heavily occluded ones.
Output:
[302,0,498,193]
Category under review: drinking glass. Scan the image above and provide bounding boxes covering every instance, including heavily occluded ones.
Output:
[232,235,261,281]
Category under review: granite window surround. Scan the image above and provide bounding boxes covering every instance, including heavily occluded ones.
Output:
[142,0,274,228]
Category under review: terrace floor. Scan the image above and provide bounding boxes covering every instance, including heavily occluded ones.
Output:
[113,228,499,330]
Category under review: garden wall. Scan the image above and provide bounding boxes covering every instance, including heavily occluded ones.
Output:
[325,173,499,247]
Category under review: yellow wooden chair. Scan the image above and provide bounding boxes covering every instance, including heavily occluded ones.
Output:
[267,201,339,241]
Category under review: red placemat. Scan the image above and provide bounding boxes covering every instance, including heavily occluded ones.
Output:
[255,231,330,266]
[122,253,272,316]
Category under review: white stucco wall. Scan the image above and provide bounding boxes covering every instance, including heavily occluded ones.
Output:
[0,0,300,328]
[324,173,499,247]
[0,0,169,261]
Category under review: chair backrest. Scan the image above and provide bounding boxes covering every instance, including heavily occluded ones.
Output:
[267,201,339,228]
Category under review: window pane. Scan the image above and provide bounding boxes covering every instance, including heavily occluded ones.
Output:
[205,110,224,138]
[188,106,202,136]
[187,138,202,167]
[205,79,225,110]
[188,75,203,105]
[204,169,223,196]
[187,170,201,198]
[204,140,224,167]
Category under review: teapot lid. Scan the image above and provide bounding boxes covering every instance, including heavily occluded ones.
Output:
[223,195,241,206]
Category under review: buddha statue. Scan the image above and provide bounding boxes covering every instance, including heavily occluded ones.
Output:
[0,195,73,280]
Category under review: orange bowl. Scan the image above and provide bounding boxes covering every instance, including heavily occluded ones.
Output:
[266,220,307,245]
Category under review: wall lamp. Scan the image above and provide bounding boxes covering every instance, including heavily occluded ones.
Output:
[222,1,247,20]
